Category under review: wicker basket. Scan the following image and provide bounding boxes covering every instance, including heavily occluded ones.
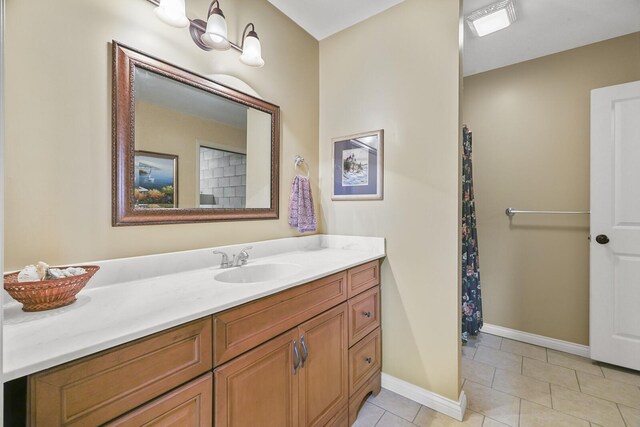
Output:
[4,266,100,312]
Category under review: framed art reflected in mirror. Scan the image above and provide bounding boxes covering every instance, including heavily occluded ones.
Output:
[134,151,178,209]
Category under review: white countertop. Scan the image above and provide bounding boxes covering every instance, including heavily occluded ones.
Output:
[2,235,385,381]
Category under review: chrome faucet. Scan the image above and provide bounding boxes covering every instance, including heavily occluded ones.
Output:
[213,246,253,268]
[232,246,253,267]
[213,250,231,268]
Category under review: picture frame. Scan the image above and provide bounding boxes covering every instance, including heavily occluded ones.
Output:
[332,129,384,200]
[133,150,178,209]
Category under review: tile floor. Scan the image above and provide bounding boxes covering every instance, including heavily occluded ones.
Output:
[353,332,640,427]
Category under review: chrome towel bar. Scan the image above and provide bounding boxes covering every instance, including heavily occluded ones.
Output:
[505,208,590,217]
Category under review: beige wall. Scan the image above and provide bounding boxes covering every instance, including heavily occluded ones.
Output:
[319,0,462,400]
[136,101,246,208]
[5,0,319,270]
[463,33,640,345]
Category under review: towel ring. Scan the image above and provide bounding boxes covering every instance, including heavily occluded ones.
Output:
[294,155,310,178]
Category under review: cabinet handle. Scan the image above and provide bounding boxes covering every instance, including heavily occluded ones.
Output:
[300,335,308,368]
[293,340,300,374]
[365,357,372,364]
[363,311,372,318]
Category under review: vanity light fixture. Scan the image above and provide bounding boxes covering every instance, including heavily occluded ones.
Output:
[466,0,517,37]
[148,0,265,67]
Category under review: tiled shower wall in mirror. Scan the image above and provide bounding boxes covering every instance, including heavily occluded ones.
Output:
[199,146,247,208]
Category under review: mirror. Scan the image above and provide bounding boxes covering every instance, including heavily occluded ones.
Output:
[112,42,280,225]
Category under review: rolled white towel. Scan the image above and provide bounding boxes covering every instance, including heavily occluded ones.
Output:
[47,268,67,279]
[64,267,86,276]
[17,265,40,282]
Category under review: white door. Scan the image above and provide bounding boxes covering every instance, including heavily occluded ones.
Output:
[590,80,640,370]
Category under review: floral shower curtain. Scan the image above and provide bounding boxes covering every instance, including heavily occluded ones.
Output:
[462,126,483,342]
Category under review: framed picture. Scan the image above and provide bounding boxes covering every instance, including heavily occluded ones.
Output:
[133,151,178,208]
[332,129,384,200]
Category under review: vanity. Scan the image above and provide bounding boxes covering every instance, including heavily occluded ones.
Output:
[3,235,385,426]
[3,39,384,426]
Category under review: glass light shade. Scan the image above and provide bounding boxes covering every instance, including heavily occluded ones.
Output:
[239,34,264,68]
[471,9,511,36]
[465,0,516,37]
[154,0,189,28]
[202,12,231,50]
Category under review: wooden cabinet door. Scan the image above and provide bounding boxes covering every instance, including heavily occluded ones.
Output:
[297,303,349,427]
[106,373,212,427]
[214,329,300,427]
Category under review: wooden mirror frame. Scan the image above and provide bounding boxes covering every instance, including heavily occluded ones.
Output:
[112,41,280,226]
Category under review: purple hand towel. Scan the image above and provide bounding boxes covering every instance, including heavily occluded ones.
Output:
[288,175,317,233]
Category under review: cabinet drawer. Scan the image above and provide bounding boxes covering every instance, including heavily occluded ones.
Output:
[29,318,212,427]
[213,271,347,365]
[348,286,380,346]
[349,328,381,395]
[106,373,212,426]
[347,260,380,298]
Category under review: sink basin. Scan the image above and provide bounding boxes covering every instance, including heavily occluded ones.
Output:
[214,263,303,284]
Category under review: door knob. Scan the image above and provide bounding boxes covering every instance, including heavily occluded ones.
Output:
[595,234,610,245]
[365,357,372,364]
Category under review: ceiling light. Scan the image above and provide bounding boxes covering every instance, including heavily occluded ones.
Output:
[466,0,517,37]
[149,0,265,68]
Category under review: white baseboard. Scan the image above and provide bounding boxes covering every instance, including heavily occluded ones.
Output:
[381,373,467,421]
[481,323,590,358]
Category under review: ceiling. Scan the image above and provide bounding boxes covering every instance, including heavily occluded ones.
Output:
[135,68,248,129]
[268,0,640,76]
[267,0,404,40]
[463,0,640,76]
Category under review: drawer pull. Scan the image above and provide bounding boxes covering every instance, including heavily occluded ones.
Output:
[300,335,309,367]
[293,340,301,374]
[365,357,372,364]
[363,311,372,318]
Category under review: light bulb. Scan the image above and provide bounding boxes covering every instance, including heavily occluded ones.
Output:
[154,0,189,28]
